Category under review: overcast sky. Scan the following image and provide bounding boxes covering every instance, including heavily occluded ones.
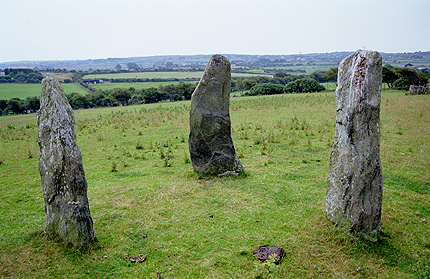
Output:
[1,0,429,62]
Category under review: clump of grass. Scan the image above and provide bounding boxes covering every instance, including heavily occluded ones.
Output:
[110,160,118,172]
[183,152,190,164]
[135,142,144,150]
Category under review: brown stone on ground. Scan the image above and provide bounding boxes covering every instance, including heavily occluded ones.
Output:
[326,49,383,242]
[188,54,244,175]
[253,245,285,264]
[124,254,147,263]
[37,77,96,246]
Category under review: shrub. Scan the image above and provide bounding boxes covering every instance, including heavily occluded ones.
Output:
[246,83,285,96]
[285,78,325,93]
[393,78,410,90]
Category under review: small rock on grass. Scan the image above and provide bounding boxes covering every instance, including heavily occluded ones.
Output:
[253,245,285,265]
[124,254,147,263]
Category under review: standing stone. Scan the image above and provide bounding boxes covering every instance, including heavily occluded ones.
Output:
[326,50,383,241]
[189,54,244,175]
[37,77,96,246]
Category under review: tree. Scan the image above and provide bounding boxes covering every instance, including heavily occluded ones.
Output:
[285,78,325,93]
[393,78,409,90]
[246,83,284,96]
[110,88,131,106]
[86,91,112,107]
[115,64,122,70]
[27,72,44,83]
[393,68,429,90]
[67,93,90,109]
[23,96,40,113]
[126,62,139,70]
[4,98,24,114]
[0,99,8,115]
[14,72,27,83]
[273,72,290,78]
[322,67,338,83]
[310,71,327,83]
[382,66,398,88]
[161,84,183,101]
[177,81,195,100]
[239,79,257,93]
[128,89,145,105]
[143,87,162,103]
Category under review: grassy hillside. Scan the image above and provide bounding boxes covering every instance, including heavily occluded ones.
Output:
[0,83,88,100]
[0,91,429,278]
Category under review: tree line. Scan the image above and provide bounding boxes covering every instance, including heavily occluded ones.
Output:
[382,66,429,90]
[65,81,196,110]
[0,74,326,115]
[0,68,44,83]
[1,66,428,116]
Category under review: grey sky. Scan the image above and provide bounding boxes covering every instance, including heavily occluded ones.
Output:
[1,0,429,62]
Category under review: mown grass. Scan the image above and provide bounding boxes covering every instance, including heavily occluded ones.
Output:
[82,71,272,80]
[0,83,88,99]
[0,90,429,278]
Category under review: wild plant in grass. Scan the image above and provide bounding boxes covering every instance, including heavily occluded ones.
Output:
[110,160,118,172]
[156,141,173,167]
[254,253,280,279]
[135,142,144,150]
[183,152,191,164]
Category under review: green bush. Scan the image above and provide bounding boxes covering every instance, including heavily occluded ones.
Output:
[393,78,410,90]
[245,83,285,96]
[285,78,325,93]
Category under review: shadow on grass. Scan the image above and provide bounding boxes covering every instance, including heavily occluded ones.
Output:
[344,229,429,277]
[24,230,101,253]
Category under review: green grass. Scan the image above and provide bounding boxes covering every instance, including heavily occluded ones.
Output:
[0,90,429,278]
[82,71,272,80]
[0,83,88,99]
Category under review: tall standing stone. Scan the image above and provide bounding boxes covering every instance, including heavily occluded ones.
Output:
[326,50,383,241]
[189,54,244,175]
[37,77,96,246]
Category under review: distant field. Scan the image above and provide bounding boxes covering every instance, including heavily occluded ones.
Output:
[90,81,197,91]
[82,71,272,80]
[0,83,88,100]
[264,62,338,74]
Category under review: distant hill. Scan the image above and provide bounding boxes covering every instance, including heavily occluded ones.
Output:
[1,51,429,71]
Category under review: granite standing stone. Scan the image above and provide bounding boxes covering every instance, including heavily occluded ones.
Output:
[188,54,244,175]
[37,77,96,246]
[326,50,383,241]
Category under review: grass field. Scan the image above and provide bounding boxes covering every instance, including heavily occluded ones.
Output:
[82,71,272,80]
[90,81,198,91]
[0,83,88,100]
[0,90,429,278]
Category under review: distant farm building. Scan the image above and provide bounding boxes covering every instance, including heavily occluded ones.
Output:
[397,63,430,71]
[83,79,103,84]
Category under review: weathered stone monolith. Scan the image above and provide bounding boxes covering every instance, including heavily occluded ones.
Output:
[188,54,244,175]
[37,77,96,246]
[326,50,383,241]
